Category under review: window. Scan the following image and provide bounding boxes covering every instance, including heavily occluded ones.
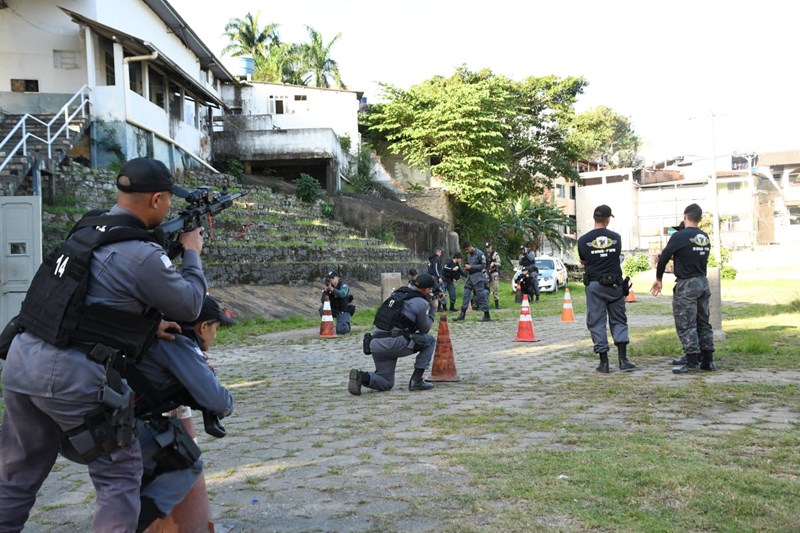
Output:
[169,83,182,121]
[582,177,603,186]
[789,206,800,225]
[148,67,166,109]
[183,93,196,127]
[10,79,38,92]
[555,184,566,198]
[53,50,79,70]
[569,185,576,199]
[606,175,626,184]
[726,182,742,190]
[269,95,288,114]
[98,36,115,86]
[9,242,27,255]
[128,61,143,96]
[788,172,800,186]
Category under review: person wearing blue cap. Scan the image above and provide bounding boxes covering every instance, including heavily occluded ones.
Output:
[130,294,235,531]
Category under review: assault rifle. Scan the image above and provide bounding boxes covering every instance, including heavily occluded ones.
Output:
[158,186,245,259]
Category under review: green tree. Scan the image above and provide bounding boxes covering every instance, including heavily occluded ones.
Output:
[570,106,641,168]
[221,12,278,59]
[498,197,576,253]
[364,67,586,208]
[299,26,345,89]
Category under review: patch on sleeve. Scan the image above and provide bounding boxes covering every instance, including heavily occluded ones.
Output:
[160,255,173,269]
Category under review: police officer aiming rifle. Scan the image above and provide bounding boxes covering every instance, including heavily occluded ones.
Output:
[0,157,209,532]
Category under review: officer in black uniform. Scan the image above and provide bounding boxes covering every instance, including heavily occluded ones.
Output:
[132,294,235,531]
[651,203,715,373]
[319,270,352,334]
[518,267,539,302]
[577,204,636,373]
[0,158,206,532]
[348,273,438,395]
[441,252,463,311]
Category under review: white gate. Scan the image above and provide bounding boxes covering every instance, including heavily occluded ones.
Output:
[1,196,42,326]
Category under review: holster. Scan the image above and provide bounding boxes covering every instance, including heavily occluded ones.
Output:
[144,417,202,476]
[362,333,372,355]
[622,276,631,296]
[407,333,428,352]
[0,314,22,360]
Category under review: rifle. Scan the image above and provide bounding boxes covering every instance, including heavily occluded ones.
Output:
[158,186,245,259]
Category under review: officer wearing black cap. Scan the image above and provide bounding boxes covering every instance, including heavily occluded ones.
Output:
[131,294,235,531]
[578,204,636,374]
[651,203,715,373]
[0,157,206,531]
[348,273,437,395]
[320,270,352,334]
[441,252,464,311]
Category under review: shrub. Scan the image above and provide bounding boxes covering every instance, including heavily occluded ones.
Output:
[319,200,335,219]
[346,145,376,194]
[622,252,651,278]
[295,173,321,203]
[226,159,244,178]
[339,134,352,153]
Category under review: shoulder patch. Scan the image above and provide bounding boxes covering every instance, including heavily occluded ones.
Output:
[160,255,173,269]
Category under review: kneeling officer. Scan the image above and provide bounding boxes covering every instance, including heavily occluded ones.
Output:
[348,273,438,394]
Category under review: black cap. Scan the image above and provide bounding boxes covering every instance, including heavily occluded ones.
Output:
[684,203,702,216]
[117,157,189,198]
[415,273,435,289]
[408,268,418,276]
[327,270,339,278]
[485,242,492,248]
[593,204,614,218]
[452,252,462,259]
[195,295,234,326]
[671,221,686,231]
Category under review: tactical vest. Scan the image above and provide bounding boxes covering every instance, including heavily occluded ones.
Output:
[373,287,425,332]
[16,213,163,362]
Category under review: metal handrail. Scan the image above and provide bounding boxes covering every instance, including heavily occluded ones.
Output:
[0,85,90,174]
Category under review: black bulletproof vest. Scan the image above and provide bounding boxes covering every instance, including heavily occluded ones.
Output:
[17,213,163,361]
[373,287,424,332]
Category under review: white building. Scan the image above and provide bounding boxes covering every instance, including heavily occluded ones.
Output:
[213,82,363,193]
[0,0,235,180]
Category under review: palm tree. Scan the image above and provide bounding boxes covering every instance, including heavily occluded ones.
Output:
[221,12,279,60]
[299,26,345,89]
[499,196,575,253]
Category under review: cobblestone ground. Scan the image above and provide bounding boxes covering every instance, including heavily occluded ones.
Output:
[21,299,800,532]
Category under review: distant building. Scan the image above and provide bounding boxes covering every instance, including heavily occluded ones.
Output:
[213,82,362,193]
[0,0,234,185]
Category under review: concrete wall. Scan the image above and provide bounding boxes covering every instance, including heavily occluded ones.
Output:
[576,169,637,251]
[404,188,453,227]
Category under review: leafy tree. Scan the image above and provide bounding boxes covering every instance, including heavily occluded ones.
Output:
[498,196,576,254]
[221,12,278,59]
[570,106,641,168]
[299,26,345,89]
[364,67,586,208]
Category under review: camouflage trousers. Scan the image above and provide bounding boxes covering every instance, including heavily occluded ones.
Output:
[488,272,500,302]
[673,276,715,355]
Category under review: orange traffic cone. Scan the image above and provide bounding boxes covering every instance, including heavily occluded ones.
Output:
[320,294,337,338]
[513,294,539,342]
[625,288,637,303]
[560,287,576,323]
[145,407,214,533]
[428,313,462,382]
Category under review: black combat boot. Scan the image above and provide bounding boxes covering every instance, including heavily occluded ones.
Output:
[449,303,456,312]
[480,311,491,322]
[452,309,466,321]
[700,349,716,371]
[348,368,363,396]
[672,355,687,365]
[672,353,700,374]
[596,352,610,374]
[494,299,500,310]
[617,343,637,372]
[409,368,433,391]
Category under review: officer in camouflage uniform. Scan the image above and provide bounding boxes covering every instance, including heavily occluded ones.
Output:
[577,205,636,373]
[485,242,501,309]
[651,203,715,373]
[452,241,491,322]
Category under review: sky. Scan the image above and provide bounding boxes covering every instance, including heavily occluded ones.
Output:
[170,0,799,164]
